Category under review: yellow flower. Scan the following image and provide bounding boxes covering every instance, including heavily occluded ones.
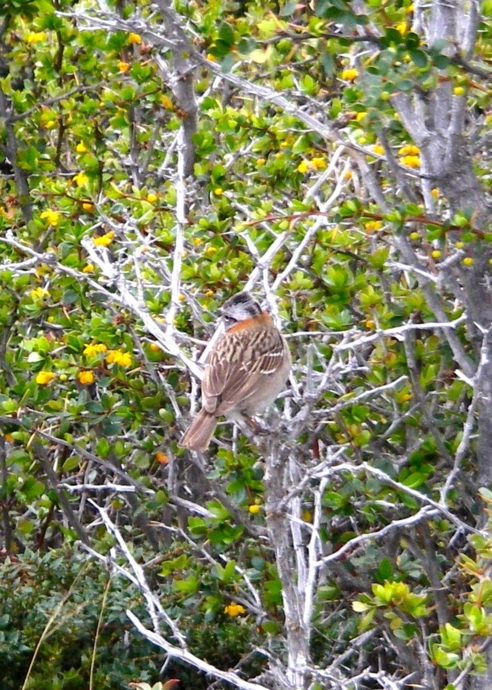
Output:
[83,264,95,273]
[399,155,420,168]
[206,53,218,62]
[296,160,310,174]
[431,250,441,259]
[341,68,358,81]
[117,61,130,72]
[372,144,385,156]
[356,112,367,122]
[40,210,61,226]
[149,343,161,352]
[82,201,94,212]
[431,188,439,199]
[364,220,383,233]
[83,343,108,356]
[78,370,95,385]
[36,371,56,385]
[73,171,89,187]
[105,350,132,367]
[399,144,420,156]
[155,451,169,464]
[76,142,88,153]
[249,504,260,514]
[94,231,115,247]
[257,158,266,166]
[45,119,57,129]
[213,188,223,196]
[27,32,46,44]
[224,603,246,617]
[128,32,142,44]
[119,352,133,367]
[397,392,413,403]
[311,157,327,171]
[30,287,49,299]
[146,193,158,203]
[395,21,408,35]
[160,95,174,109]
[462,257,474,266]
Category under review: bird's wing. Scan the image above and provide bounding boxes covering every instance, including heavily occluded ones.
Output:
[202,329,285,415]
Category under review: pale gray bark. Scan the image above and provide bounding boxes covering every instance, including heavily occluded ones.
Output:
[153,0,198,179]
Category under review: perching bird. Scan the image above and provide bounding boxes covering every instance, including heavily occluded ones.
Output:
[178,291,291,451]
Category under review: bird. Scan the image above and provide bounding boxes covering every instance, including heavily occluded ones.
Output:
[178,291,291,451]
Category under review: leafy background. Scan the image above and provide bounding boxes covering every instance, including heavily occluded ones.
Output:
[1,0,492,689]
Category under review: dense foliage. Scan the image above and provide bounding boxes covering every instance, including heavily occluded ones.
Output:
[2,0,492,688]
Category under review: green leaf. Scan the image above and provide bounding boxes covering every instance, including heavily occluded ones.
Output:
[377,558,393,581]
[441,623,462,651]
[279,0,297,16]
[221,560,237,584]
[62,456,80,472]
[430,643,460,669]
[218,22,235,47]
[321,50,335,76]
[62,290,80,305]
[359,608,376,630]
[408,49,428,68]
[352,600,371,612]
[209,524,244,544]
[432,53,451,69]
[261,619,281,633]
[101,418,122,436]
[206,500,230,520]
[400,472,425,489]
[384,28,404,45]
[22,478,45,500]
[174,575,199,593]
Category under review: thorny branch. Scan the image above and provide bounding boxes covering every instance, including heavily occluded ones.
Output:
[79,503,271,690]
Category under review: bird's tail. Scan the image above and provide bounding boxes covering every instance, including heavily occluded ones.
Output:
[178,409,218,451]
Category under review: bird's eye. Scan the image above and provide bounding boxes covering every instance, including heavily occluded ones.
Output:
[223,314,236,328]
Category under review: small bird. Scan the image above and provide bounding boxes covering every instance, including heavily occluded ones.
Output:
[179,291,291,451]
